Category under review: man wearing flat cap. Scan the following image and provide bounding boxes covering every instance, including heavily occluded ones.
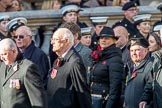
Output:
[0,15,11,40]
[124,37,153,108]
[90,26,123,108]
[113,1,138,38]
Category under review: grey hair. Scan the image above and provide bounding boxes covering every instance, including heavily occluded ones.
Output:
[56,28,74,46]
[0,38,18,52]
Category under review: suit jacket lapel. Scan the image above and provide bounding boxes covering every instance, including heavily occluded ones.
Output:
[2,57,23,86]
[3,66,16,86]
[1,63,7,86]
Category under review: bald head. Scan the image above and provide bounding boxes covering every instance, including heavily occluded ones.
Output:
[54,28,74,46]
[51,28,74,56]
[113,26,129,48]
[16,26,32,37]
[113,26,129,38]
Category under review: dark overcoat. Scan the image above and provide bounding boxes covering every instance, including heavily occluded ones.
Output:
[47,47,92,108]
[23,41,50,87]
[124,54,153,108]
[90,44,124,108]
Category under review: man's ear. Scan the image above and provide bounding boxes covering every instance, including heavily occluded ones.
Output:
[12,48,16,53]
[136,25,140,30]
[74,33,79,40]
[63,16,66,21]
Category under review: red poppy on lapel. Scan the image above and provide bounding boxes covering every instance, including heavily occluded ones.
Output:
[13,64,19,72]
[131,72,137,79]
[102,61,106,65]
[51,68,58,79]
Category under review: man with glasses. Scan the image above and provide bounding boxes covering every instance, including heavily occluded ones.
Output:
[14,25,50,89]
[113,1,138,38]
[47,28,91,108]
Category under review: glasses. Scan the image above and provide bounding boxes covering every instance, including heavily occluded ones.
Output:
[127,8,138,12]
[51,38,60,42]
[13,35,24,39]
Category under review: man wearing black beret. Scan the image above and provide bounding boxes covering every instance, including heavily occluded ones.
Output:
[112,1,138,39]
[124,37,153,108]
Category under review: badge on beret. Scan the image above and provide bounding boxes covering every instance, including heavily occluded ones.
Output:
[51,68,58,79]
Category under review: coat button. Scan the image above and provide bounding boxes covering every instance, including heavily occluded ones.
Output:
[103,90,105,93]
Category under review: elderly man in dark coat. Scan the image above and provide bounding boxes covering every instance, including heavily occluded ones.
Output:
[47,28,91,108]
[14,25,50,88]
[124,37,153,108]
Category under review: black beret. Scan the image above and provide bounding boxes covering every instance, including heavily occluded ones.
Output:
[122,1,137,10]
[127,37,149,50]
[97,26,118,40]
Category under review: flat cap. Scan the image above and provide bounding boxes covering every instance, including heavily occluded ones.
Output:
[61,3,82,16]
[122,1,137,10]
[97,26,118,40]
[0,15,10,22]
[6,17,27,32]
[90,16,109,25]
[133,14,152,25]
